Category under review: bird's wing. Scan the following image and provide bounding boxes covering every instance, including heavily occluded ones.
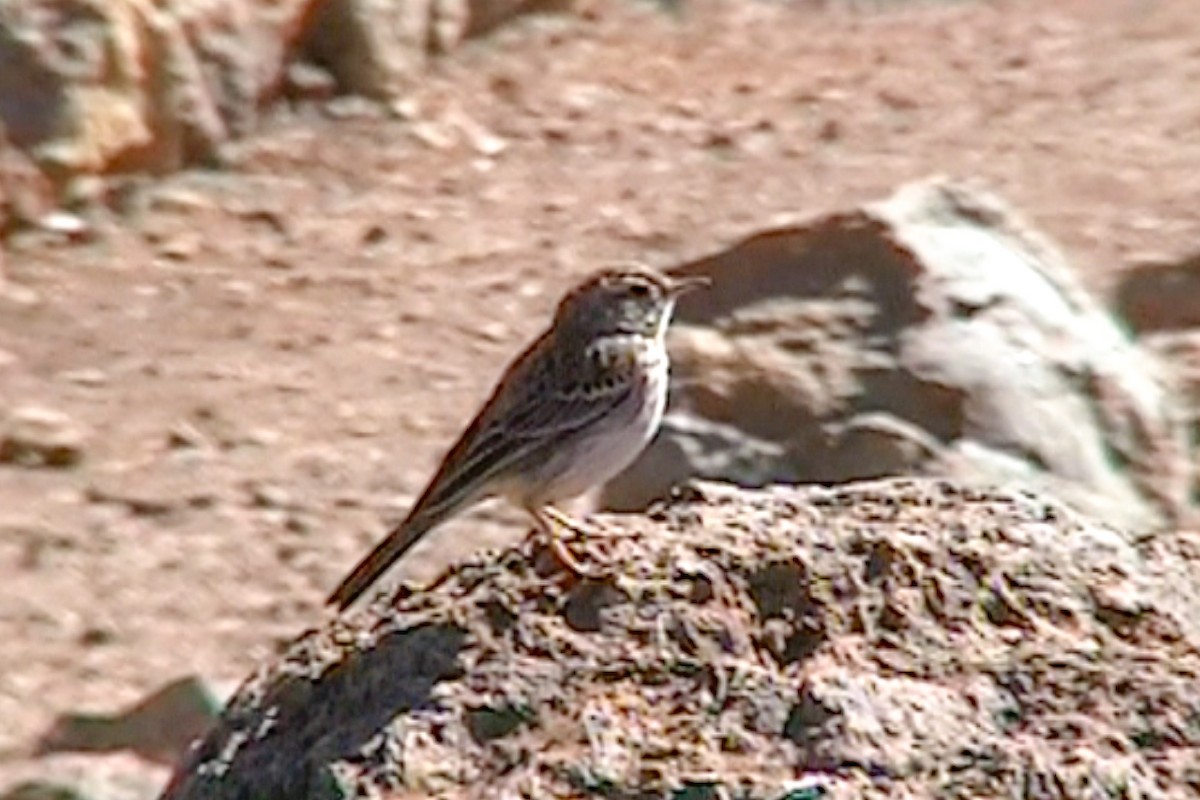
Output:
[326,334,637,609]
[405,340,634,527]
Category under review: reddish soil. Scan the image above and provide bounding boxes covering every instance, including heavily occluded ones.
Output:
[1,0,1198,784]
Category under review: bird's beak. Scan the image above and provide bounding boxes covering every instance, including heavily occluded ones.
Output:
[666,274,711,297]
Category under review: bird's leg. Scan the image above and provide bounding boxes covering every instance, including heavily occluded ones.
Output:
[530,505,595,577]
[546,505,642,544]
[542,505,599,537]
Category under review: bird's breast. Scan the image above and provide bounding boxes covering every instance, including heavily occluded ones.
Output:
[528,340,669,505]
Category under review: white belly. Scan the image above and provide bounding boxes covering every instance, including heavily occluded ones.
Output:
[530,352,668,504]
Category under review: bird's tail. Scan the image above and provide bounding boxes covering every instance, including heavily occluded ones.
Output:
[326,517,433,610]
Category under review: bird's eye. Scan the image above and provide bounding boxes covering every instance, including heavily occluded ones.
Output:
[628,283,651,298]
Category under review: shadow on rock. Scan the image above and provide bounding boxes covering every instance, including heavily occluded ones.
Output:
[162,622,466,800]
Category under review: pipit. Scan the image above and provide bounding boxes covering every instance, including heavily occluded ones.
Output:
[326,264,707,610]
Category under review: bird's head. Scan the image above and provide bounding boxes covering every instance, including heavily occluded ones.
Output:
[556,264,708,340]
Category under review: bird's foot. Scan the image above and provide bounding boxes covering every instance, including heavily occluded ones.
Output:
[535,506,610,579]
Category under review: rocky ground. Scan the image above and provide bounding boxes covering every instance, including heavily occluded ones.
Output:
[2,0,1200,796]
[164,480,1200,799]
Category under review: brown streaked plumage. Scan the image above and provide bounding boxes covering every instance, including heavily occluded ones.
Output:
[326,264,706,610]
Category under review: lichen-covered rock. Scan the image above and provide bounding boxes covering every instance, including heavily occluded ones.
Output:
[161,480,1200,799]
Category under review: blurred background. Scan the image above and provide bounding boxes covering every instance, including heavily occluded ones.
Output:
[0,0,1197,796]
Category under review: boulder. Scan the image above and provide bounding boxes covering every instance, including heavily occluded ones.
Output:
[303,0,574,101]
[0,0,295,179]
[304,0,458,100]
[160,480,1200,799]
[0,0,571,194]
[604,178,1195,535]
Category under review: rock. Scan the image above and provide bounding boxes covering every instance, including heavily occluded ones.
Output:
[1115,250,1200,333]
[0,753,167,800]
[304,0,433,100]
[0,0,568,226]
[0,124,53,232]
[58,368,108,387]
[464,0,576,39]
[37,676,228,767]
[161,480,1200,798]
[0,406,88,467]
[1146,330,1200,410]
[603,412,791,512]
[603,178,1195,535]
[1,0,219,177]
[302,0,573,100]
[37,210,90,241]
[248,482,292,509]
[283,61,337,103]
[0,0,316,212]
[1141,329,1200,504]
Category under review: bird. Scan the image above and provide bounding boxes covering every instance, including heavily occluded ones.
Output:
[326,264,708,610]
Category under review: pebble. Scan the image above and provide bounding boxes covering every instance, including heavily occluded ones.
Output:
[59,368,108,387]
[38,210,91,240]
[0,406,89,468]
[250,483,292,509]
[166,421,210,450]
